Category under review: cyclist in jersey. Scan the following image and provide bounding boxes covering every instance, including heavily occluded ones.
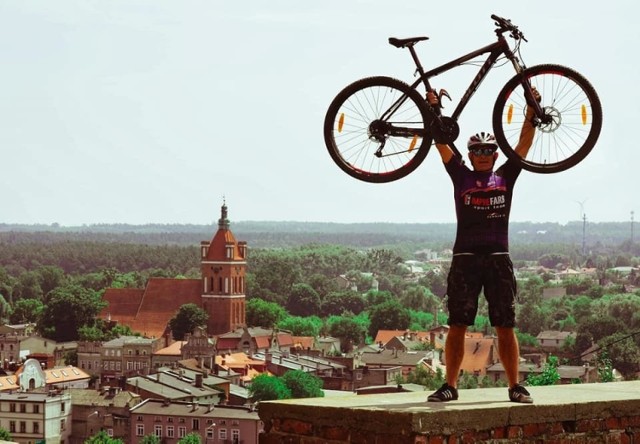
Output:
[426,89,539,403]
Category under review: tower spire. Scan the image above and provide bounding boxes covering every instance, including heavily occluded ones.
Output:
[218,197,230,230]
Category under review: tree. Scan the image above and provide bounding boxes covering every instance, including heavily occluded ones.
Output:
[9,298,44,324]
[248,373,291,402]
[177,433,202,444]
[0,427,12,441]
[0,295,11,322]
[327,315,367,352]
[281,370,324,398]
[246,298,287,328]
[140,435,161,444]
[12,271,43,300]
[277,315,322,336]
[367,300,410,338]
[286,283,321,317]
[526,355,561,386]
[169,303,208,340]
[321,290,366,317]
[38,284,106,341]
[85,430,124,443]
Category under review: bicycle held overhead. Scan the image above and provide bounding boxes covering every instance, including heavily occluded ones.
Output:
[323,14,602,183]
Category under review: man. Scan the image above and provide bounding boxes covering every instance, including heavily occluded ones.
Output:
[425,89,539,403]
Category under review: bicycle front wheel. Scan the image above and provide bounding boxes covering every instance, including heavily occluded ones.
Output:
[493,64,602,173]
[323,76,432,183]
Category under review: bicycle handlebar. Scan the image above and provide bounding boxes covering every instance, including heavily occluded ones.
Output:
[490,14,527,42]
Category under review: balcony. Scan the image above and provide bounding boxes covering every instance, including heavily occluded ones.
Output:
[258,381,640,443]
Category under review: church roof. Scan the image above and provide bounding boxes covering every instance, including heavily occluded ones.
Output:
[203,202,246,262]
[100,278,201,339]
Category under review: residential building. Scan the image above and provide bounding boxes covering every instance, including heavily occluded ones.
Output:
[69,386,142,444]
[536,331,575,351]
[100,336,163,383]
[126,368,228,404]
[216,327,293,355]
[129,399,261,444]
[0,359,72,444]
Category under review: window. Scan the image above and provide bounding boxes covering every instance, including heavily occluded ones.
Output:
[60,419,66,431]
[179,426,186,438]
[154,425,162,437]
[219,428,227,440]
[192,419,200,430]
[179,418,185,423]
[9,403,15,413]
[232,429,240,441]
[137,415,143,422]
[207,428,214,439]
[9,421,15,433]
[107,428,113,436]
[167,426,174,438]
[33,404,40,414]
[136,424,145,436]
[61,402,66,412]
[167,417,173,423]
[20,403,26,413]
[33,422,39,434]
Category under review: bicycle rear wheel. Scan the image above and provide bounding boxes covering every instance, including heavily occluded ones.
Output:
[493,64,602,173]
[324,76,432,183]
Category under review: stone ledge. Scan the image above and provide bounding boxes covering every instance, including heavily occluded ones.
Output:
[258,381,640,443]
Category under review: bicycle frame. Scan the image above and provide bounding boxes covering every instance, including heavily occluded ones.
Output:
[383,33,544,156]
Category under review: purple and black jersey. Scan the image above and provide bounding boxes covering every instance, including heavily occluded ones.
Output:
[445,158,521,254]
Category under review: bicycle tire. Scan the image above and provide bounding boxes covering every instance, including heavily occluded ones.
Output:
[492,64,602,173]
[323,76,432,183]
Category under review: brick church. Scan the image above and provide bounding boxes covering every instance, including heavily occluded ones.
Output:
[99,202,247,339]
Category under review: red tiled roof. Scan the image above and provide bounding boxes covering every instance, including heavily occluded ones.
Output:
[205,228,244,261]
[373,330,430,346]
[99,278,201,339]
[460,337,496,376]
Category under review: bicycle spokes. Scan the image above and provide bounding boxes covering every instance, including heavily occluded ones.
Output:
[493,64,601,173]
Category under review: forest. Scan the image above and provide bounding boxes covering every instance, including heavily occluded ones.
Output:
[0,222,639,380]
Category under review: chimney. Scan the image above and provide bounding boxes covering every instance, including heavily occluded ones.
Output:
[195,374,203,388]
[207,404,214,413]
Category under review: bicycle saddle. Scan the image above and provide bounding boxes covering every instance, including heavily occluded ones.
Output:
[388,36,428,48]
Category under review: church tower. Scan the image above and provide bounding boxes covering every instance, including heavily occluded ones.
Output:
[200,201,247,336]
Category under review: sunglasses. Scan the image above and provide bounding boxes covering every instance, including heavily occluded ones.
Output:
[470,147,497,156]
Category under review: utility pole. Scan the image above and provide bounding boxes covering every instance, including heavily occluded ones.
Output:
[632,211,635,244]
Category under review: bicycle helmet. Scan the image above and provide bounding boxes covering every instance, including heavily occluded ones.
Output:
[467,132,498,150]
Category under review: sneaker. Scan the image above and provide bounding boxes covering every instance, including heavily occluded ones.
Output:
[509,384,533,403]
[427,383,459,402]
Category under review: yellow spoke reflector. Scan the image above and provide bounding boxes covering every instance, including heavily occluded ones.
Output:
[507,103,514,124]
[581,104,588,125]
[409,134,419,152]
[337,113,345,133]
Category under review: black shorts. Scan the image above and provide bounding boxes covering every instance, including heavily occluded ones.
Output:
[446,253,517,328]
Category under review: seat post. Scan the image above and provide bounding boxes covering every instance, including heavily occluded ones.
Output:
[407,45,426,77]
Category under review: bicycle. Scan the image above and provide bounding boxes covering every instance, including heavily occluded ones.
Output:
[323,14,602,183]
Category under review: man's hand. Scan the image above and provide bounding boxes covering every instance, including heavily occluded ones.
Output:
[427,90,439,107]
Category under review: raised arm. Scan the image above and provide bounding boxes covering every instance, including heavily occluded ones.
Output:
[513,87,541,159]
[426,91,455,164]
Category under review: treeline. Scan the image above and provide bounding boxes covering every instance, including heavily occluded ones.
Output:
[1,220,637,248]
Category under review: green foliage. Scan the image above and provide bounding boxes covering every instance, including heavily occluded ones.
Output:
[37,284,106,341]
[248,373,292,402]
[0,427,12,441]
[408,309,436,331]
[84,430,124,443]
[277,315,322,336]
[281,370,324,398]
[321,290,366,317]
[9,297,44,324]
[596,351,615,382]
[597,332,640,379]
[177,433,202,444]
[526,355,561,386]
[139,435,161,444]
[286,283,321,317]
[367,299,410,338]
[403,365,444,390]
[169,303,208,340]
[326,315,367,351]
[246,298,287,328]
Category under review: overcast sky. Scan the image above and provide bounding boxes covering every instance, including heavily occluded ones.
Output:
[1,1,636,226]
